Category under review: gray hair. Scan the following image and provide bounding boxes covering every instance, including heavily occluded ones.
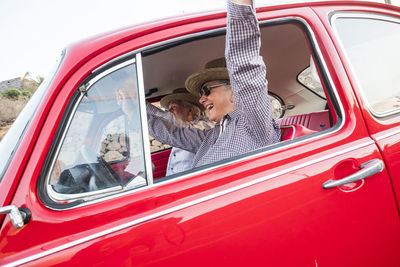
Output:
[170,99,201,119]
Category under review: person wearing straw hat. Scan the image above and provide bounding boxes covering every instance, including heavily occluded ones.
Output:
[147,88,214,175]
[147,0,280,169]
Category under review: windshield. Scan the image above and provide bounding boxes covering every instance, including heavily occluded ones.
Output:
[0,50,65,181]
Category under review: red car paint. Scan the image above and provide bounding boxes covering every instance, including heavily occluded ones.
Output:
[1,2,400,266]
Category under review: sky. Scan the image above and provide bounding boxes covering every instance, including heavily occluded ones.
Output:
[0,0,397,82]
[0,0,229,82]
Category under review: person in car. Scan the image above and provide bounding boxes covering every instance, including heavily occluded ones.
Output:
[147,88,214,175]
[146,0,280,168]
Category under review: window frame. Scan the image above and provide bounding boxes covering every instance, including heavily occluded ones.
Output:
[330,11,400,118]
[39,57,153,208]
[38,15,345,210]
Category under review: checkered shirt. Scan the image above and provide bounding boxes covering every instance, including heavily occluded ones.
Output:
[147,0,280,168]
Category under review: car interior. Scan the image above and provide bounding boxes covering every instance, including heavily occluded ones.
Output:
[142,21,336,179]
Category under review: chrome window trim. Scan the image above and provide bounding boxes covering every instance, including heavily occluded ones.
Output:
[86,58,135,88]
[43,15,346,210]
[44,59,142,204]
[330,12,400,118]
[136,53,154,185]
[47,184,123,202]
[6,139,374,267]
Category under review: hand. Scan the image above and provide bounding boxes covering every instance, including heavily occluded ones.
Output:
[231,0,252,6]
[116,88,138,117]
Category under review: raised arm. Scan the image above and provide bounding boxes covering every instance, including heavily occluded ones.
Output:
[146,101,174,122]
[225,0,268,113]
[146,102,208,153]
[225,0,278,142]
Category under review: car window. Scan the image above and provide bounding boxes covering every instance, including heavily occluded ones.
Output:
[143,20,338,181]
[45,60,147,204]
[333,14,400,116]
[297,56,326,100]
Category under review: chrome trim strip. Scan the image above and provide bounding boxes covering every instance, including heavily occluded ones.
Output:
[87,58,136,88]
[43,16,346,210]
[5,140,374,267]
[47,184,122,202]
[330,12,400,118]
[375,128,400,141]
[136,53,154,185]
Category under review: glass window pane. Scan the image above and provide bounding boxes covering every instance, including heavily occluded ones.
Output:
[334,16,400,115]
[49,62,147,198]
[297,67,326,100]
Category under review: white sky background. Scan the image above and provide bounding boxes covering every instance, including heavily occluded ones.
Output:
[0,0,398,82]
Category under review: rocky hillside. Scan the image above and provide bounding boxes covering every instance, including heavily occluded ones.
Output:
[0,97,29,141]
[0,76,42,141]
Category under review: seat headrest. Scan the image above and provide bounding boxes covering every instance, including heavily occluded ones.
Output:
[280,124,317,141]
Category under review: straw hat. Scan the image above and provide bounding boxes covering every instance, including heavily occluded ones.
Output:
[160,88,204,111]
[185,58,229,96]
[205,57,227,69]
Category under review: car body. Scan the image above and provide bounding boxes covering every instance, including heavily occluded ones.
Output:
[1,1,400,266]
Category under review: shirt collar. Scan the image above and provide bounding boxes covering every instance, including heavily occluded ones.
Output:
[222,109,242,122]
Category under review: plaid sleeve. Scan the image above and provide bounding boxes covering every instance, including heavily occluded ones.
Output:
[225,0,277,143]
[146,101,173,121]
[228,0,255,20]
[146,102,208,153]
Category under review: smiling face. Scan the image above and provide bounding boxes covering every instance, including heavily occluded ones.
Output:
[199,81,236,123]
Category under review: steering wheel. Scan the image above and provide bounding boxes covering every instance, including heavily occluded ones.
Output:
[79,145,121,190]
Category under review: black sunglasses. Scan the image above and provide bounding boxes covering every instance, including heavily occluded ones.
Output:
[199,83,228,97]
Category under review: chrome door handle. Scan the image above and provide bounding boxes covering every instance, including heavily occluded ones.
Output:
[323,159,384,189]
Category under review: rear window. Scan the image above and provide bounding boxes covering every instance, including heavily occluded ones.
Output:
[333,14,400,116]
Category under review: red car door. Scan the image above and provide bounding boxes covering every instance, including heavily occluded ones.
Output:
[321,4,400,214]
[1,4,400,267]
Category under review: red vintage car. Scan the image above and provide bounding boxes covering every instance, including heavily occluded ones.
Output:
[1,1,400,266]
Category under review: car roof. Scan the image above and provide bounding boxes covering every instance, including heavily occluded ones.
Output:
[60,0,398,90]
[66,1,396,52]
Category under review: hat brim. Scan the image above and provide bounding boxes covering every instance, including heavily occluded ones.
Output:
[185,67,229,96]
[160,93,204,111]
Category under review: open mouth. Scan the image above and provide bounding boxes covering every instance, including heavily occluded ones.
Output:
[206,104,214,111]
